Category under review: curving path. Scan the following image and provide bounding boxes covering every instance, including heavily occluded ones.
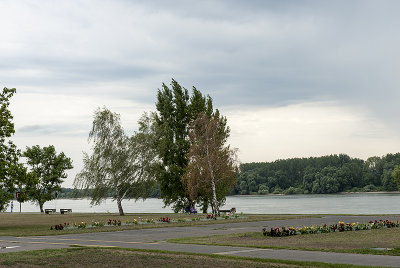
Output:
[1,215,400,267]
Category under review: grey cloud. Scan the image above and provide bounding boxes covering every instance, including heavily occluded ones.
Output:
[2,0,400,128]
[18,124,87,137]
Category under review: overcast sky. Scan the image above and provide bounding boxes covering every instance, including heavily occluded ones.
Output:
[2,0,400,187]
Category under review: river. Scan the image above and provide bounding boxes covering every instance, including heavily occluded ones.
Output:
[10,193,400,214]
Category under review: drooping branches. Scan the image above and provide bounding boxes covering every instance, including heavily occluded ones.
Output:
[75,108,158,215]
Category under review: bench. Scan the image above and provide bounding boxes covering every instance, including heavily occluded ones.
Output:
[218,207,236,216]
[44,209,56,214]
[60,209,72,214]
[184,206,197,214]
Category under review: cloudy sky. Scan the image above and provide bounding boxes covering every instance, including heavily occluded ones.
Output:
[1,0,400,187]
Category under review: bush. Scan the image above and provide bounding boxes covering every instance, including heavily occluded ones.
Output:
[272,187,282,194]
[362,184,376,192]
[258,184,269,195]
[283,187,296,195]
[283,187,302,195]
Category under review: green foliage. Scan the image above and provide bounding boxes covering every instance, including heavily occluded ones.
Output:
[257,184,269,195]
[75,108,157,216]
[23,145,73,212]
[0,87,20,211]
[237,153,400,195]
[153,79,215,212]
[392,166,400,189]
[182,113,238,214]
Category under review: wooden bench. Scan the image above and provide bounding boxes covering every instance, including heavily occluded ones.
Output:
[218,207,236,216]
[60,209,72,214]
[44,209,56,214]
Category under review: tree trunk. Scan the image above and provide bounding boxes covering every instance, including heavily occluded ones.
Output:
[211,175,218,215]
[206,149,218,215]
[202,201,208,214]
[117,198,124,216]
[39,202,44,213]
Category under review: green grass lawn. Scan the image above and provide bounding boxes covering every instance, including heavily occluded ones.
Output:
[169,227,400,256]
[0,247,371,268]
[0,213,313,236]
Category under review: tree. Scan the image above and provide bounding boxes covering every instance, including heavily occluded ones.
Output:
[13,163,38,210]
[153,79,214,212]
[23,145,73,213]
[0,87,20,211]
[182,113,238,215]
[393,166,400,189]
[74,108,157,216]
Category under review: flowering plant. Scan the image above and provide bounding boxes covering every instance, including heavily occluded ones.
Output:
[107,219,121,226]
[126,219,139,225]
[207,214,216,220]
[50,222,69,230]
[147,219,155,224]
[91,221,104,227]
[74,222,87,229]
[159,217,171,223]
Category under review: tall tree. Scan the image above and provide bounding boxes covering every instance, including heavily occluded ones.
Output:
[23,145,73,213]
[182,113,238,215]
[74,108,157,216]
[0,87,20,211]
[154,79,213,212]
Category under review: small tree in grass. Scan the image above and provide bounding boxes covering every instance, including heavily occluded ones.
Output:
[23,145,73,213]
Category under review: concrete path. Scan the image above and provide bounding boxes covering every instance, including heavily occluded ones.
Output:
[1,215,400,267]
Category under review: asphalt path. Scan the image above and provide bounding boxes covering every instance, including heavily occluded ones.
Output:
[1,215,400,267]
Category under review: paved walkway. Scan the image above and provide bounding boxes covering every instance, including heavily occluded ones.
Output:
[1,215,400,267]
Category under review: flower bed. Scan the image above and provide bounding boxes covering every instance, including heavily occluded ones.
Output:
[262,220,400,237]
[50,214,243,230]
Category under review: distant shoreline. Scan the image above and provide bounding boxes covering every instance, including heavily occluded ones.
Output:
[339,191,400,194]
[232,191,400,197]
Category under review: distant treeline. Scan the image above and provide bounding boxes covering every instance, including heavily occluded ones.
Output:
[60,153,400,198]
[233,153,400,195]
[58,185,161,199]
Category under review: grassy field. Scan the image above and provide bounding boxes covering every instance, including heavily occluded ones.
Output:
[0,213,314,236]
[169,227,400,256]
[0,247,371,268]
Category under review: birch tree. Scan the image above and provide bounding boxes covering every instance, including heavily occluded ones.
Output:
[182,113,238,215]
[74,108,157,216]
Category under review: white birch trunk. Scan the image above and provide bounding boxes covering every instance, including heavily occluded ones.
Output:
[206,143,218,215]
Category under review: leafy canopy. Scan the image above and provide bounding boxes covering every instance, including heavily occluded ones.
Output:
[153,79,214,211]
[75,108,158,216]
[23,145,73,212]
[183,113,238,214]
[0,87,20,211]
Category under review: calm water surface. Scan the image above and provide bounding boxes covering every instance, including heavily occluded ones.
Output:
[13,193,400,214]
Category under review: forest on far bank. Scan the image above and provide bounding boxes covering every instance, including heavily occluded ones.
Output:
[58,153,400,199]
[234,153,400,195]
